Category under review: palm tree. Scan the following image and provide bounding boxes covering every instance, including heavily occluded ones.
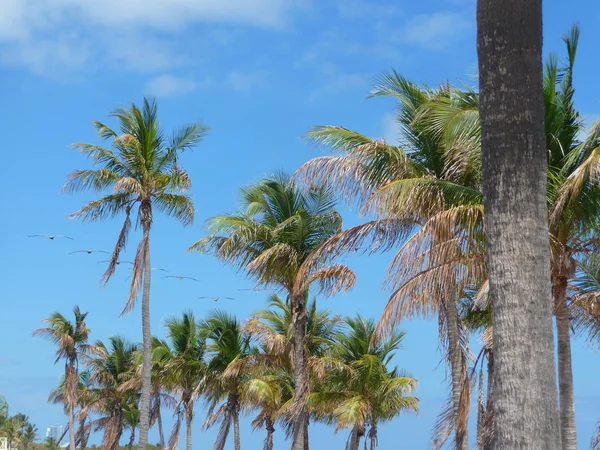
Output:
[477,0,561,447]
[201,311,254,450]
[33,306,91,450]
[153,312,206,450]
[85,336,140,450]
[123,402,140,450]
[44,437,60,450]
[297,77,480,449]
[3,417,21,450]
[190,174,356,450]
[19,422,38,450]
[64,98,208,450]
[312,316,418,450]
[0,396,8,428]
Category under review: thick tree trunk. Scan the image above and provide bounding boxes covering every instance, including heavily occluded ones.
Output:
[477,0,561,448]
[233,407,241,450]
[186,404,193,450]
[138,205,153,450]
[291,294,308,450]
[444,298,469,450]
[68,404,76,450]
[265,417,275,450]
[554,277,577,450]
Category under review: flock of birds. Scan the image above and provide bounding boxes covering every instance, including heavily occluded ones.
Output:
[28,234,274,302]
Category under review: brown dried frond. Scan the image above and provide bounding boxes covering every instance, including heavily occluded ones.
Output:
[296,264,356,298]
[121,235,148,315]
[102,206,132,285]
[114,177,143,194]
[243,319,290,355]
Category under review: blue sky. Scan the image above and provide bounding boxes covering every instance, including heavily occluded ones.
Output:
[1,0,600,448]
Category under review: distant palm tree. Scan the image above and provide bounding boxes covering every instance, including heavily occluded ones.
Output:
[313,316,418,450]
[190,174,356,450]
[201,311,254,450]
[20,422,38,450]
[124,402,140,450]
[33,306,91,450]
[44,437,60,450]
[64,98,208,450]
[153,312,206,450]
[85,336,140,450]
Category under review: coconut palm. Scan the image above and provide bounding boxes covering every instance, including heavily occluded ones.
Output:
[189,174,356,450]
[19,422,38,450]
[84,336,140,450]
[33,306,91,450]
[64,98,208,450]
[200,311,254,450]
[153,312,206,450]
[297,76,481,449]
[312,316,418,450]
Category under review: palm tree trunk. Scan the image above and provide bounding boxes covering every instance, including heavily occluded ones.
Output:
[128,428,136,450]
[157,401,165,450]
[233,407,241,450]
[348,426,361,450]
[304,416,309,450]
[483,350,495,450]
[291,294,308,450]
[138,205,153,450]
[477,0,561,447]
[186,404,193,450]
[68,404,76,450]
[554,276,577,449]
[265,417,275,450]
[443,298,469,450]
[369,423,377,450]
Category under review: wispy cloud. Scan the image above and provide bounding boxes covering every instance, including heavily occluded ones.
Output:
[401,11,473,50]
[308,73,369,103]
[145,74,209,97]
[224,70,268,93]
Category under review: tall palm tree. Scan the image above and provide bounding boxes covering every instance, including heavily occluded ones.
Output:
[477,0,561,447]
[297,77,480,449]
[312,316,418,450]
[153,312,206,450]
[85,336,140,450]
[190,174,356,450]
[64,98,208,450]
[201,311,254,450]
[33,306,91,450]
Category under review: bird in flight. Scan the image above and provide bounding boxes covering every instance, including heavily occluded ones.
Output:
[70,250,109,255]
[151,267,168,272]
[162,275,200,282]
[198,296,234,302]
[98,260,134,265]
[28,234,74,240]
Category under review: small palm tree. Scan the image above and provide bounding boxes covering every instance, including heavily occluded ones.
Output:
[20,422,38,450]
[153,312,206,450]
[84,336,140,450]
[65,98,208,450]
[190,174,355,450]
[201,311,254,450]
[33,306,91,450]
[313,316,418,450]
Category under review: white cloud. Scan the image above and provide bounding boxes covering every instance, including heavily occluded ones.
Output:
[380,112,400,143]
[224,70,268,93]
[308,73,368,103]
[401,11,473,50]
[145,74,207,97]
[0,0,304,74]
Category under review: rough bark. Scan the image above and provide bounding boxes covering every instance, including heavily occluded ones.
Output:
[444,298,469,450]
[138,202,153,450]
[68,404,76,450]
[157,401,165,450]
[265,417,275,450]
[477,0,562,447]
[233,406,241,450]
[482,350,495,450]
[291,294,308,450]
[554,277,577,450]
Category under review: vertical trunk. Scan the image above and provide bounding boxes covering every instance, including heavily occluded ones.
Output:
[304,416,309,450]
[291,294,308,450]
[157,398,165,450]
[68,404,76,450]
[348,426,361,450]
[555,277,577,450]
[477,0,561,448]
[369,423,377,450]
[443,298,469,450]
[482,350,495,450]
[233,405,241,450]
[138,208,153,450]
[265,417,275,450]
[128,428,136,450]
[186,403,193,450]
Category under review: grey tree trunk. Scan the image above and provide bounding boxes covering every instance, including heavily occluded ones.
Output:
[483,350,495,450]
[186,403,193,450]
[68,404,76,450]
[138,207,153,450]
[157,399,165,450]
[291,294,308,450]
[128,428,136,450]
[444,298,469,450]
[348,426,361,450]
[477,0,561,448]
[234,408,241,450]
[265,417,275,450]
[369,423,377,450]
[554,277,577,450]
